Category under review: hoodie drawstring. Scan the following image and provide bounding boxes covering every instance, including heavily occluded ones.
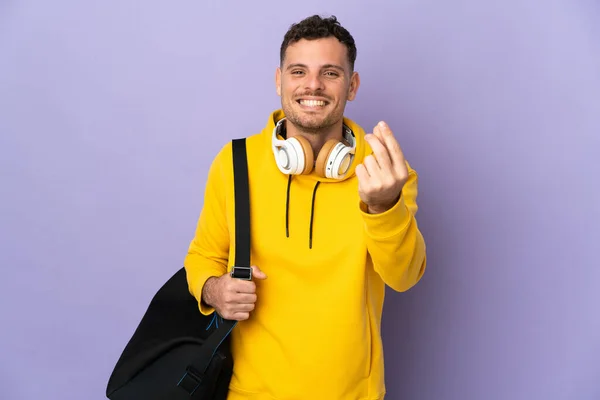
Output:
[285,175,292,238]
[309,181,320,249]
[284,175,321,249]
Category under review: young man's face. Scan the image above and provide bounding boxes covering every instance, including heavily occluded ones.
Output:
[276,37,360,134]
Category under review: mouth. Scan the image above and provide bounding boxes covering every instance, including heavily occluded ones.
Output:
[296,99,329,109]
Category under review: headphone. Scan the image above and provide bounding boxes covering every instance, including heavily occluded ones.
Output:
[271,118,356,179]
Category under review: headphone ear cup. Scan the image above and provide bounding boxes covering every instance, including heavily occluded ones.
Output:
[288,136,314,174]
[314,139,338,178]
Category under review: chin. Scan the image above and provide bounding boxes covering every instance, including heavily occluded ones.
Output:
[299,117,337,133]
[282,102,339,132]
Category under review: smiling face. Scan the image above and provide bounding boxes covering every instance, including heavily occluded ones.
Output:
[275,37,360,135]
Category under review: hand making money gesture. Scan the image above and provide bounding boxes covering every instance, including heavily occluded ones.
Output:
[355,121,409,214]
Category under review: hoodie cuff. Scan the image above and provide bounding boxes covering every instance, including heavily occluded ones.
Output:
[360,195,412,239]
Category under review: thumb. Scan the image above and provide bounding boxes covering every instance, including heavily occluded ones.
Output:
[251,265,267,280]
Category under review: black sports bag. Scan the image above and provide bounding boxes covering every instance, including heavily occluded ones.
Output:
[106,138,252,399]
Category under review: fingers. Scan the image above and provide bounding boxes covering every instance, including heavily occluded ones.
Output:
[363,153,382,180]
[374,121,406,169]
[355,163,369,182]
[220,288,258,321]
[251,265,267,280]
[222,289,252,304]
[222,295,255,311]
[364,134,392,174]
[233,279,256,294]
[230,302,255,312]
[225,293,256,321]
[236,292,257,303]
[356,153,384,187]
[232,312,250,321]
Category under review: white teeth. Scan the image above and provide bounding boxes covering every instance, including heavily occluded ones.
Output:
[300,100,326,107]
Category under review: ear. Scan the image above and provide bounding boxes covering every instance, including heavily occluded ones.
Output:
[347,71,360,101]
[275,67,282,96]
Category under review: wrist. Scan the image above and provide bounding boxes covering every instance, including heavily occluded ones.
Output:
[367,195,401,214]
[367,204,390,214]
[201,276,218,307]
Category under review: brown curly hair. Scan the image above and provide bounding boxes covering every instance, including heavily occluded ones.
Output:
[280,15,357,71]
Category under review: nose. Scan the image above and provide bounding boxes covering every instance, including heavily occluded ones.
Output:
[304,71,324,91]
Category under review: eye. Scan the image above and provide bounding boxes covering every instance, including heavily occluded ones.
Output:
[291,70,304,75]
[324,71,339,77]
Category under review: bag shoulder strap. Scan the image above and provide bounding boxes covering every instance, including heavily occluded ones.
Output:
[232,138,251,269]
[179,138,250,391]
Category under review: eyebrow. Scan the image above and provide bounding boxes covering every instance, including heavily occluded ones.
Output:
[286,63,345,72]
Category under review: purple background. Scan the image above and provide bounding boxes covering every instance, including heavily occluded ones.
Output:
[1,1,599,399]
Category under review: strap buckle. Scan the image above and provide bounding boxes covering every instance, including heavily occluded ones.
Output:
[230,266,252,280]
[177,366,203,395]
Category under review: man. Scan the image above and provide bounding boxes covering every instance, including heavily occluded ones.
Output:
[184,14,426,400]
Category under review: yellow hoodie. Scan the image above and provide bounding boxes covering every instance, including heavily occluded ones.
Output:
[184,109,426,400]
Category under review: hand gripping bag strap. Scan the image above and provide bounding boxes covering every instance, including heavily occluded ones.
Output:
[177,138,251,391]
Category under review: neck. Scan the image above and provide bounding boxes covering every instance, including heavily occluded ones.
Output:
[285,120,345,155]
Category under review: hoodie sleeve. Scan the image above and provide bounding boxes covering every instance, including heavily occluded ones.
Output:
[360,162,427,292]
[184,143,231,315]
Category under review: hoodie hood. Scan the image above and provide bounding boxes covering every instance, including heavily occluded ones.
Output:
[262,109,371,183]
